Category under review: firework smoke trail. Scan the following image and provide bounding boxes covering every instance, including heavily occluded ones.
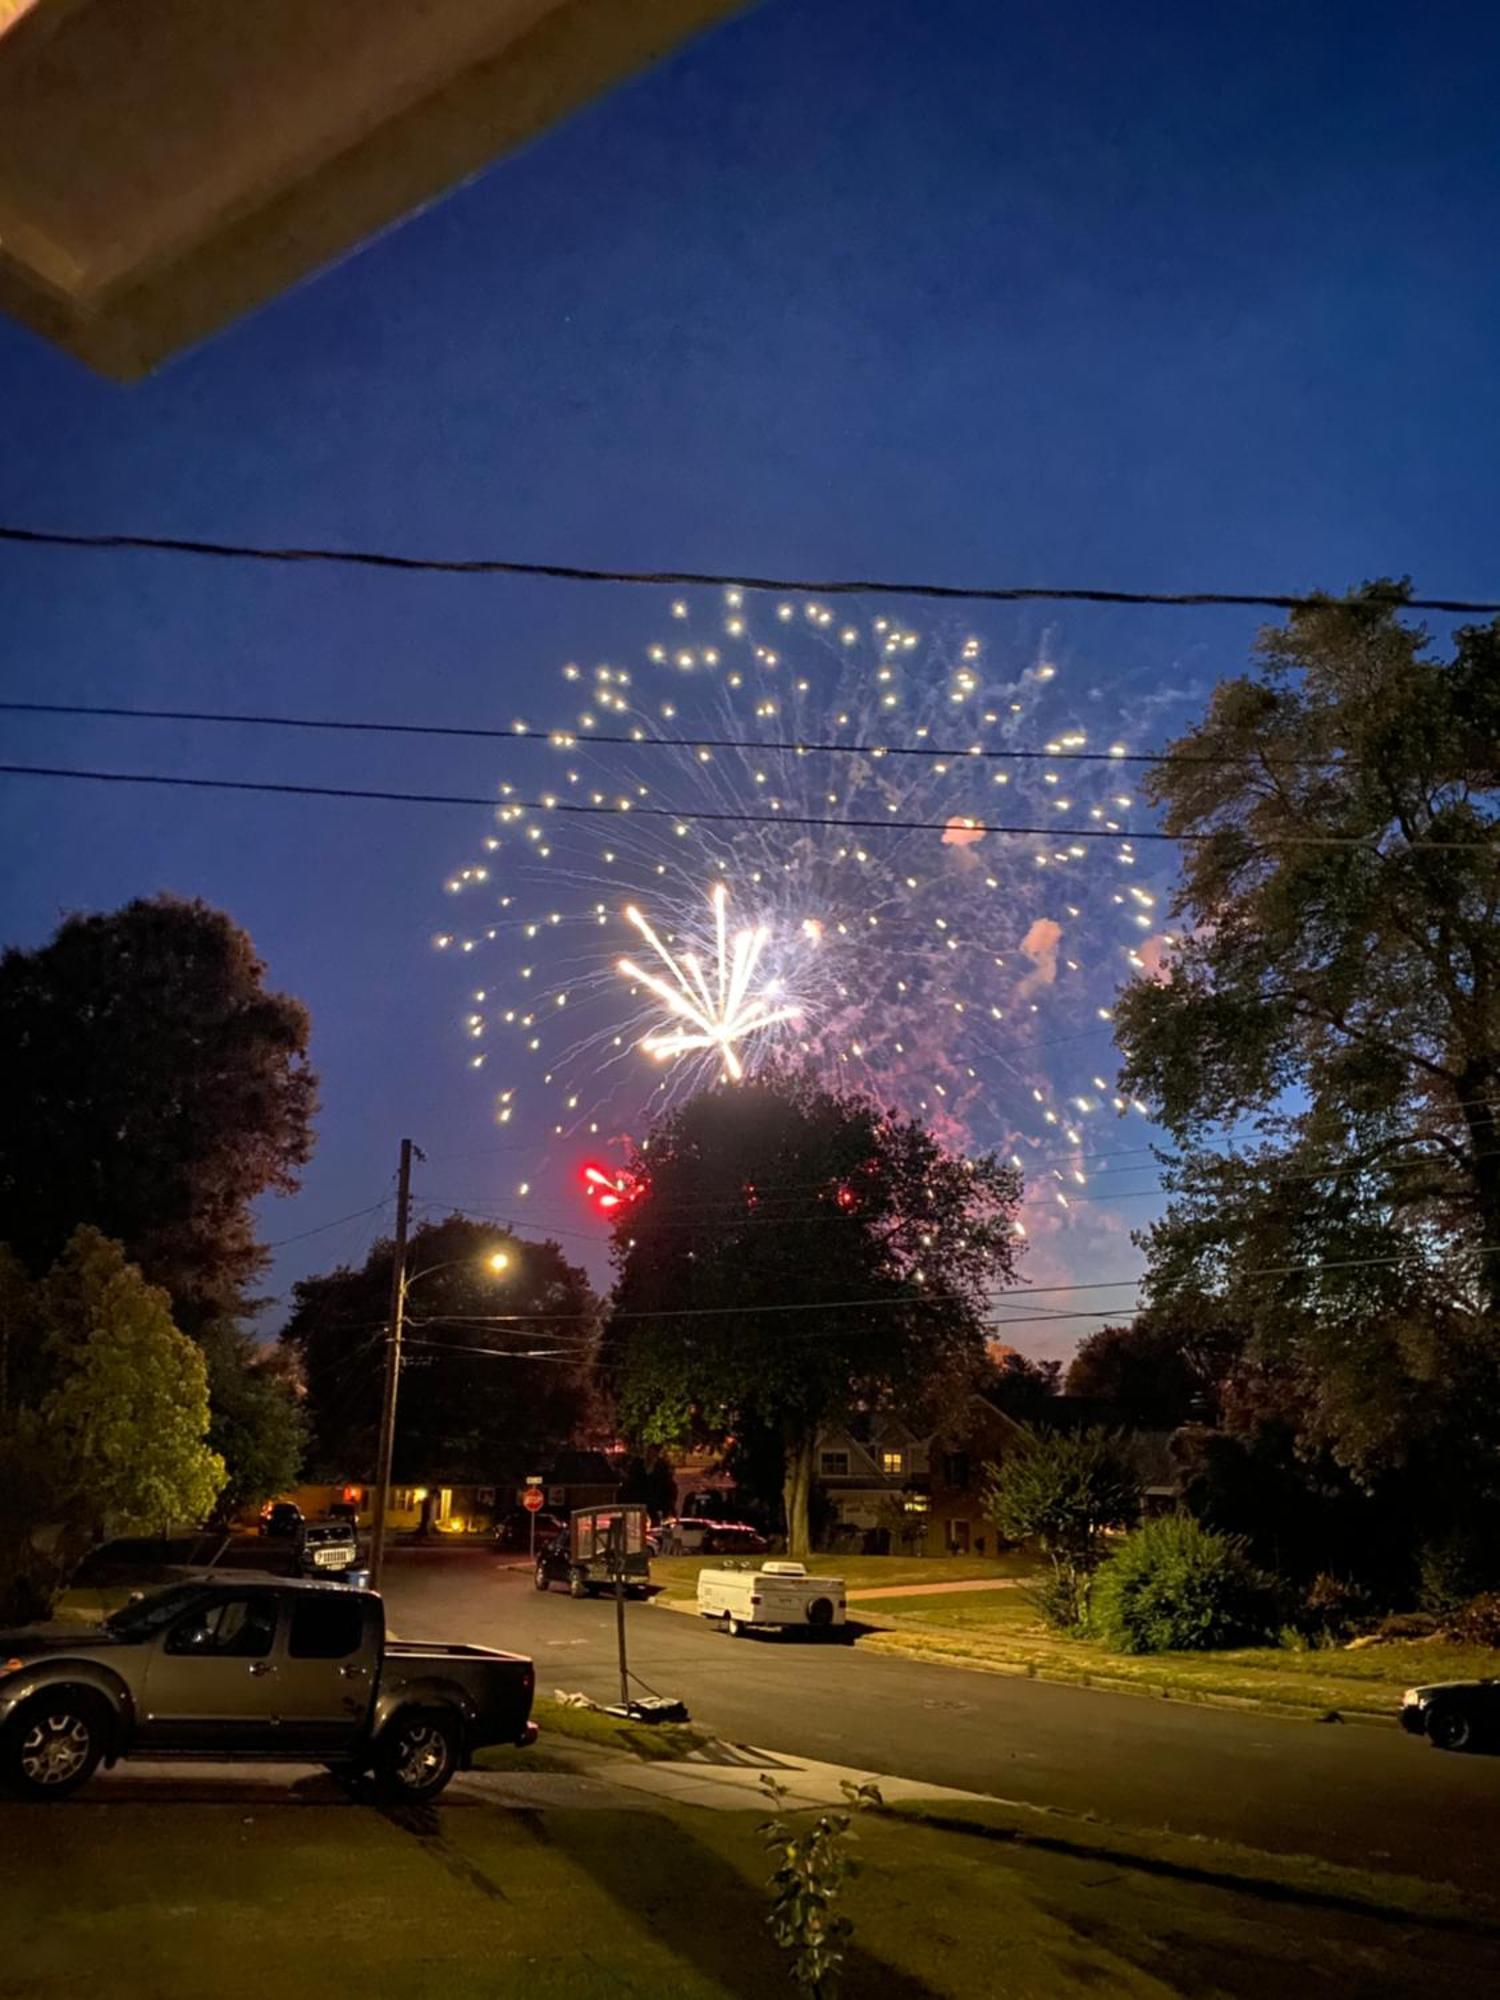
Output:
[433,590,1196,1244]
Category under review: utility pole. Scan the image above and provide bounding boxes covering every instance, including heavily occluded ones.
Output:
[368,1137,414,1592]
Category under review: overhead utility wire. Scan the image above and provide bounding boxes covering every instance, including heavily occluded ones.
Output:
[3,763,1493,850]
[0,699,1346,770]
[1,522,1495,614]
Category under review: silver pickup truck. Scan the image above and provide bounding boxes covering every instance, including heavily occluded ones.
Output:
[0,1575,535,1802]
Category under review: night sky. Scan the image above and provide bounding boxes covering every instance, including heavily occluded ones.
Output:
[3,0,1498,1354]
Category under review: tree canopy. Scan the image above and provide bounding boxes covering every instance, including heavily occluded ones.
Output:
[0,895,316,1327]
[282,1214,598,1485]
[200,1320,309,1516]
[605,1073,1023,1555]
[1065,1297,1242,1429]
[1114,586,1500,1494]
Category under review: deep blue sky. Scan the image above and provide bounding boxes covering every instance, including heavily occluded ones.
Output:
[3,0,1498,1350]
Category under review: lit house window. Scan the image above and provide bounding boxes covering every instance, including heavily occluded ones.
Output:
[881,1449,905,1476]
[820,1451,850,1476]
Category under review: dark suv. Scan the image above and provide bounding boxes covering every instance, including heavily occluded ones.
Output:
[260,1502,303,1539]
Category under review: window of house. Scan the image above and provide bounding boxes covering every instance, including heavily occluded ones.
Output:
[820,1451,850,1476]
[881,1448,905,1476]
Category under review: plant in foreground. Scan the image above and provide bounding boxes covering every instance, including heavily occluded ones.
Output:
[758,1773,882,1996]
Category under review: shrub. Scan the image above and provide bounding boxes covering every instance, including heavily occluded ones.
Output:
[1374,1611,1440,1642]
[1418,1533,1498,1616]
[1444,1593,1500,1649]
[983,1429,1139,1630]
[1091,1514,1281,1654]
[1297,1572,1372,1643]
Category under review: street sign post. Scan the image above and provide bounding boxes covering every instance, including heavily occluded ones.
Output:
[523,1478,544,1559]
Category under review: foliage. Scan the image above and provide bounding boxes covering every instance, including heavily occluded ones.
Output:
[983,1428,1139,1627]
[1115,586,1500,1469]
[983,1347,1061,1421]
[282,1214,598,1483]
[1417,1531,1500,1615]
[1296,1572,1372,1644]
[1065,1294,1243,1427]
[1444,1593,1500,1649]
[39,1227,226,1532]
[758,1774,881,1997]
[200,1320,308,1515]
[0,895,316,1328]
[1090,1515,1281,1654]
[607,1073,1022,1556]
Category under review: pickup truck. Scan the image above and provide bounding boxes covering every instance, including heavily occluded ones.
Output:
[0,1575,536,1803]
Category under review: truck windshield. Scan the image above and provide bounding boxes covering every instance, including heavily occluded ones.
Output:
[104,1582,211,1639]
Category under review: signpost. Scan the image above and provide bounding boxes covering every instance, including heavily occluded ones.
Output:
[523,1477,544,1561]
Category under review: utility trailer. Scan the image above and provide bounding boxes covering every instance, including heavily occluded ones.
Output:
[696,1560,849,1639]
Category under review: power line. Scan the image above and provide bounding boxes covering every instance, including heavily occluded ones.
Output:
[2,522,1495,614]
[4,761,1494,850]
[263,1196,392,1249]
[0,697,1334,771]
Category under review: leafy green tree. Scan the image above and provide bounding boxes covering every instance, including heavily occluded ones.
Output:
[608,1074,1023,1556]
[200,1320,308,1518]
[39,1227,225,1534]
[0,1228,226,1619]
[282,1214,598,1484]
[1115,584,1500,1484]
[984,1347,1062,1421]
[1065,1296,1243,1427]
[0,895,316,1327]
[983,1429,1139,1627]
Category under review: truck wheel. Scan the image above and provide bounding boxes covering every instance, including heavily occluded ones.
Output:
[375,1711,460,1802]
[725,1613,745,1637]
[533,1563,550,1591]
[568,1568,589,1600]
[805,1597,835,1631]
[1428,1706,1473,1752]
[2,1693,107,1800]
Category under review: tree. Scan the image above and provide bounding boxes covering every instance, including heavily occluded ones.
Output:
[606,1073,1023,1557]
[0,895,316,1327]
[1065,1296,1243,1428]
[200,1320,308,1518]
[983,1347,1062,1422]
[1114,585,1500,1487]
[39,1228,225,1534]
[282,1214,598,1484]
[983,1428,1138,1626]
[0,1228,226,1619]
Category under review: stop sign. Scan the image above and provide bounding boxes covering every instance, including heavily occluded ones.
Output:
[522,1487,545,1512]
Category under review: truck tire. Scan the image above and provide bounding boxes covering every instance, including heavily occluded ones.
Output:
[375,1710,460,1802]
[2,1691,108,1801]
[533,1562,550,1591]
[568,1568,589,1600]
[725,1613,745,1637]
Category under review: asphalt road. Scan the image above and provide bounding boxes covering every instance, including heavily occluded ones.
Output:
[383,1547,1500,1896]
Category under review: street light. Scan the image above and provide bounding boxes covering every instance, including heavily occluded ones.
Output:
[369,1232,516,1588]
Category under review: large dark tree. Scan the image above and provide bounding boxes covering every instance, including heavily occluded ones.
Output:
[282,1214,598,1486]
[605,1073,1023,1556]
[1115,585,1500,1548]
[1065,1297,1243,1429]
[0,895,316,1328]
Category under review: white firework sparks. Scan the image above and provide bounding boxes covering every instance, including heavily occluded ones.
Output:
[618,882,802,1080]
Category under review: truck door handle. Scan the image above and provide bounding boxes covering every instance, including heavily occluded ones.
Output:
[248,1661,275,1677]
[339,1664,369,1679]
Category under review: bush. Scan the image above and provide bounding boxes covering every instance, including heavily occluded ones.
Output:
[1297,1572,1372,1643]
[1090,1515,1282,1654]
[1444,1592,1500,1649]
[1374,1611,1440,1641]
[1418,1533,1498,1616]
[983,1429,1139,1630]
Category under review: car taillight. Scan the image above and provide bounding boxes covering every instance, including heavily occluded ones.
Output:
[750,1596,762,1606]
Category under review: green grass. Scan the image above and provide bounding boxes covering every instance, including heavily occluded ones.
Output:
[478,1695,715,1766]
[650,1550,1033,1604]
[50,1584,135,1624]
[853,1586,1500,1717]
[6,1785,1493,1998]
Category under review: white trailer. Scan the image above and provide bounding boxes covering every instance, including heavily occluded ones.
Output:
[696,1560,849,1640]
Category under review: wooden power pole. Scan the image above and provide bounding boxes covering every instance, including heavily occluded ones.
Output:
[368,1137,414,1591]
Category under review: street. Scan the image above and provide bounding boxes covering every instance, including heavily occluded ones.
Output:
[385,1547,1500,1896]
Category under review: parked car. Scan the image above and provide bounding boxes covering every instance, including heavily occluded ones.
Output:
[259,1502,303,1539]
[0,1576,536,1802]
[707,1524,770,1556]
[534,1505,651,1598]
[658,1517,768,1556]
[1400,1678,1500,1751]
[494,1510,564,1552]
[293,1519,365,1585]
[697,1560,849,1640]
[327,1501,359,1524]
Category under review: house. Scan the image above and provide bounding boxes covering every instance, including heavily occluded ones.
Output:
[814,1413,933,1552]
[924,1395,1029,1557]
[240,1481,502,1536]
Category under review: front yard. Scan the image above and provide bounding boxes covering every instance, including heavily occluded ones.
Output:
[648,1550,1033,1604]
[854,1587,1500,1718]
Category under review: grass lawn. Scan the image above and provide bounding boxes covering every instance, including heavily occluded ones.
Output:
[854,1587,1500,1718]
[649,1550,1034,1604]
[6,1783,1493,1997]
